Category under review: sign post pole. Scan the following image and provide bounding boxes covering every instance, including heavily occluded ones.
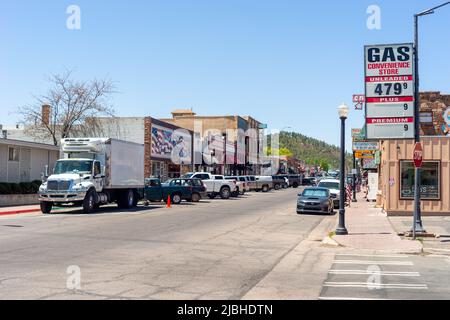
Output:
[412,15,426,238]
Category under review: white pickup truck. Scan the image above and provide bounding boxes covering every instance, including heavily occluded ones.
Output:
[182,172,237,199]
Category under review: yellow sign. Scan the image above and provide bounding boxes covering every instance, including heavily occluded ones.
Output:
[355,151,375,159]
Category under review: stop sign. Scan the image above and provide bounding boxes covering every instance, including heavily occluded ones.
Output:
[413,142,423,168]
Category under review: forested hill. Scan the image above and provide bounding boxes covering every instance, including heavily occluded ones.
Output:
[276,131,346,170]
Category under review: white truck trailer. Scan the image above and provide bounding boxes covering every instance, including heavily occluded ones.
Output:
[38,138,145,214]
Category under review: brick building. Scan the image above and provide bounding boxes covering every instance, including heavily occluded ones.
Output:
[160,110,265,175]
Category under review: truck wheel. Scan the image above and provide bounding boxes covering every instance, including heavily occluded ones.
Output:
[122,189,135,209]
[274,184,281,190]
[171,193,182,204]
[220,187,230,199]
[83,190,96,214]
[40,202,52,214]
[191,193,200,203]
[132,190,139,207]
[293,182,299,188]
[262,185,269,193]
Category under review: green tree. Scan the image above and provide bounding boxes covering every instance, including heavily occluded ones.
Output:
[319,160,330,172]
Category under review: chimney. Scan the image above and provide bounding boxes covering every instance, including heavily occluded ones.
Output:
[42,105,51,126]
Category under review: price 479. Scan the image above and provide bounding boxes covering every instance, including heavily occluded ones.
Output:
[374,83,408,96]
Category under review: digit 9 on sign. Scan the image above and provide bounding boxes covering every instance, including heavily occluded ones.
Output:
[404,104,409,111]
[404,125,409,131]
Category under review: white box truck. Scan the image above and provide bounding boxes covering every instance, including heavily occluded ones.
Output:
[38,138,145,214]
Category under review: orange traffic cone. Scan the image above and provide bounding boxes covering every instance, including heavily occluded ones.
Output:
[166,195,171,208]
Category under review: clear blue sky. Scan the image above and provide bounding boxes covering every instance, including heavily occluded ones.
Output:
[1,0,449,149]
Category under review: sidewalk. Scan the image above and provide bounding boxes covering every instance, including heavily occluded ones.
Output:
[0,204,41,216]
[331,193,423,254]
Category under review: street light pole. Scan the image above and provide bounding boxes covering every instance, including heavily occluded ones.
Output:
[336,103,349,236]
[352,151,357,202]
[411,1,449,238]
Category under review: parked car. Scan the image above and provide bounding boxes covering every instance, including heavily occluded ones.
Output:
[144,178,207,204]
[254,176,273,192]
[211,175,242,197]
[317,178,340,208]
[287,174,302,188]
[245,176,258,191]
[272,175,287,190]
[275,175,290,188]
[302,177,316,186]
[297,187,334,215]
[225,176,249,194]
[182,172,237,199]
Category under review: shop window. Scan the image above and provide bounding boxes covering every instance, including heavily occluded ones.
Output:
[152,162,162,178]
[400,161,440,200]
[8,147,19,162]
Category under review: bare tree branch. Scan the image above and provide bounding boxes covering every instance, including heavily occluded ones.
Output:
[17,70,116,145]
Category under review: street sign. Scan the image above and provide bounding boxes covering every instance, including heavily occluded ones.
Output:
[353,141,379,151]
[353,95,365,110]
[355,150,375,159]
[365,43,415,139]
[413,142,423,168]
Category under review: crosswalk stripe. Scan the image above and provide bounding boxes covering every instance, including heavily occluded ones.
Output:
[333,260,414,266]
[324,282,428,290]
[319,297,392,301]
[335,254,409,259]
[328,270,420,277]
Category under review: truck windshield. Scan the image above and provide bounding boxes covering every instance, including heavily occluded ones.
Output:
[54,160,93,174]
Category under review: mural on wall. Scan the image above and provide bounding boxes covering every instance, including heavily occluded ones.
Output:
[418,93,450,136]
[440,107,450,136]
[151,124,191,164]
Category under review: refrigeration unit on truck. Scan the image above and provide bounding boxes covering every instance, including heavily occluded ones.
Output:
[38,138,145,214]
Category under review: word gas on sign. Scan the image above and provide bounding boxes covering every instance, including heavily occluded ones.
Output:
[365,43,415,139]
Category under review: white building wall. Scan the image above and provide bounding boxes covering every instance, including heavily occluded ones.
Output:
[0,142,60,183]
[0,145,7,181]
[87,117,146,144]
[30,149,59,181]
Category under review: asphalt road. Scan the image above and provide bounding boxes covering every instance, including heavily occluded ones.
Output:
[0,187,330,300]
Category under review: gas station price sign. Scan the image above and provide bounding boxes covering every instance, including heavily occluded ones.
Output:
[365,43,415,139]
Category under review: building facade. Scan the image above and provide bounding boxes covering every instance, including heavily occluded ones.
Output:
[0,138,59,183]
[379,92,450,216]
[160,110,265,175]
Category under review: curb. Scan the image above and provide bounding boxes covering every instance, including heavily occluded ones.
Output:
[0,208,41,216]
